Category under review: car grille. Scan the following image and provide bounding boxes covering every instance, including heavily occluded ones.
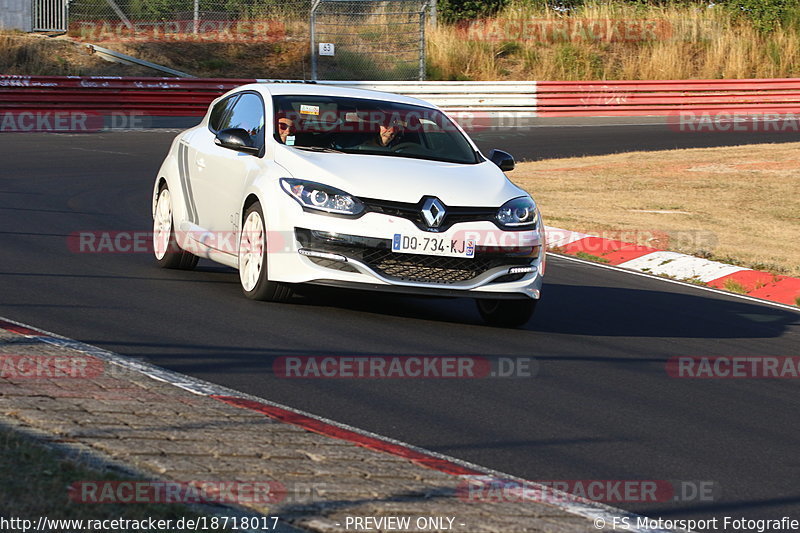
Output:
[361,197,498,232]
[361,249,497,283]
[296,229,534,285]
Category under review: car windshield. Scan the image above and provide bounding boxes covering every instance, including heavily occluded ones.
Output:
[272,95,481,164]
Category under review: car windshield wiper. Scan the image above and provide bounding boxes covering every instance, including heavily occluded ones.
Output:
[292,146,344,154]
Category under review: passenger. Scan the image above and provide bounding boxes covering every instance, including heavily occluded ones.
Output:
[276,116,296,144]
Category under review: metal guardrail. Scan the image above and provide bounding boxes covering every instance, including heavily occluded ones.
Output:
[2,76,800,118]
[83,44,195,78]
[318,81,538,113]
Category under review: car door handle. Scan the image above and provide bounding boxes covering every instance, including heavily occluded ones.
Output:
[196,157,206,169]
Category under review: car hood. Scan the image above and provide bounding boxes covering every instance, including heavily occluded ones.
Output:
[274,147,527,206]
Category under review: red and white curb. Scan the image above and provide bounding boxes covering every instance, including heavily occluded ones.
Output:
[0,316,672,533]
[545,226,800,309]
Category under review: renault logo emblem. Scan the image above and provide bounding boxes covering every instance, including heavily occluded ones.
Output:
[421,198,446,228]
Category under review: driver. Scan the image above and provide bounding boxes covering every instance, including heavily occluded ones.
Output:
[363,116,404,148]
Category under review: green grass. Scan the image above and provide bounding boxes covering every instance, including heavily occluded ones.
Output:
[575,251,610,264]
[697,254,788,277]
[682,276,707,287]
[0,425,233,529]
[319,49,419,80]
[723,279,749,294]
[200,58,232,70]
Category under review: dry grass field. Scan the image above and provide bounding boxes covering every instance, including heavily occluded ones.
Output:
[512,141,800,277]
[0,31,307,78]
[428,1,800,80]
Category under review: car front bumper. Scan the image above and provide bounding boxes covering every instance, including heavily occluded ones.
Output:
[262,193,545,300]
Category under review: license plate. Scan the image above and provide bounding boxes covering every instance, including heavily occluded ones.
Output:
[392,234,475,258]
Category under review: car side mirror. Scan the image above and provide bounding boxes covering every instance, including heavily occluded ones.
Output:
[488,149,515,171]
[215,128,260,155]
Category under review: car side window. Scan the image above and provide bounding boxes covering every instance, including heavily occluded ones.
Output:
[217,93,266,151]
[209,95,238,133]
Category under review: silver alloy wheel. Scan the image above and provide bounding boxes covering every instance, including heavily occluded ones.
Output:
[239,209,265,292]
[153,188,172,260]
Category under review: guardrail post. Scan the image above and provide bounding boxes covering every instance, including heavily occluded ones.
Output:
[310,0,321,81]
[419,8,426,81]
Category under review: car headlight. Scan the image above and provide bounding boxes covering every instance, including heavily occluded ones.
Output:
[280,179,365,216]
[496,196,538,229]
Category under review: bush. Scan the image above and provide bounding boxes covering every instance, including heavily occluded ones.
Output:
[620,0,797,31]
[721,0,796,32]
[437,0,509,23]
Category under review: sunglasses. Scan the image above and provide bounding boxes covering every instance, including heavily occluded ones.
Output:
[278,122,295,131]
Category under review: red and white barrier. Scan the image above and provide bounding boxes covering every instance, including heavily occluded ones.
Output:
[536,78,800,116]
[3,75,800,118]
[545,226,800,307]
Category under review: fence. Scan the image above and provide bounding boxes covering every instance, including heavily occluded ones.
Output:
[310,0,430,81]
[65,0,432,81]
[33,0,68,32]
[2,76,800,118]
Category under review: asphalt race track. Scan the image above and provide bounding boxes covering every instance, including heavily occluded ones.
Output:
[1,124,800,527]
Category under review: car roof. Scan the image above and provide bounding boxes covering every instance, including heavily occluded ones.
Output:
[233,82,437,110]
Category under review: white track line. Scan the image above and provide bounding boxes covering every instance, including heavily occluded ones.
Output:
[549,253,800,313]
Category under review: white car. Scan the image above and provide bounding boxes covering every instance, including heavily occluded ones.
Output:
[152,83,545,326]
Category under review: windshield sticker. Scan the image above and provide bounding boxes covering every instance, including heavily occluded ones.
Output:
[286,135,295,146]
[300,105,319,116]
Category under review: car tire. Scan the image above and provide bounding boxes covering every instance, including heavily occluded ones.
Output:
[476,298,537,327]
[239,202,293,302]
[153,185,198,270]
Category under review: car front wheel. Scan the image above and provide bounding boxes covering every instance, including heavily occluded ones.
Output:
[476,298,537,327]
[238,202,293,302]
